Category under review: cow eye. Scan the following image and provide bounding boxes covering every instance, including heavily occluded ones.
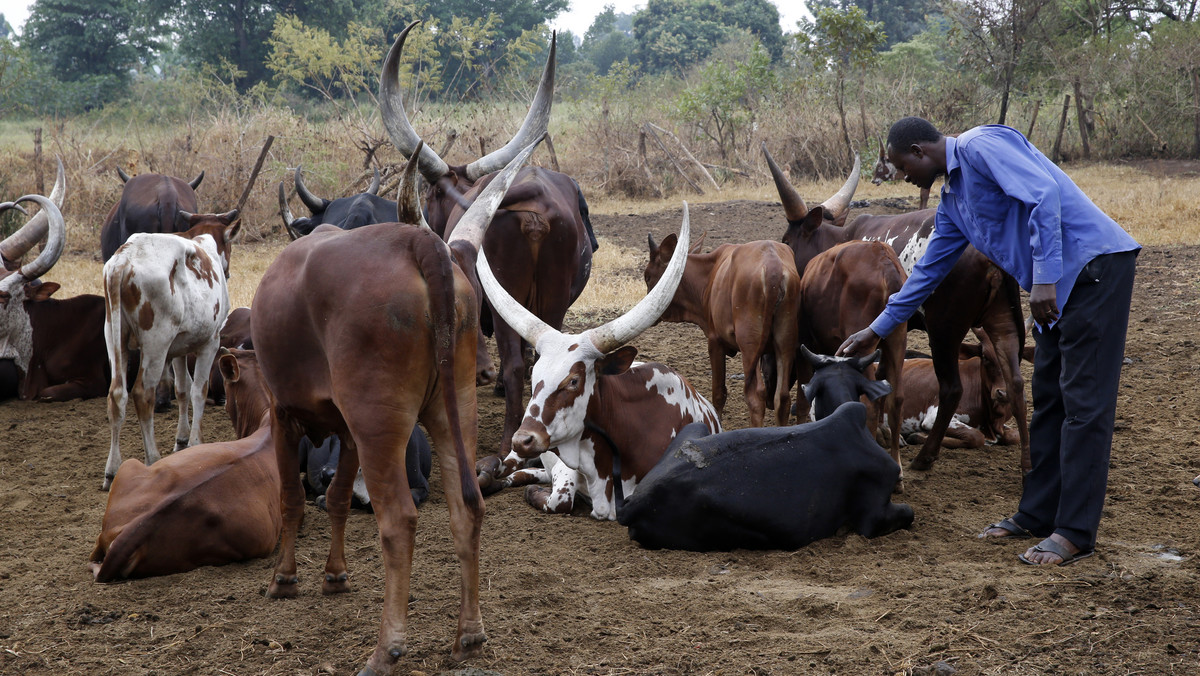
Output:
[568,376,580,390]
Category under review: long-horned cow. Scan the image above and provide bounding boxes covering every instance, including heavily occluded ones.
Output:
[764,143,1030,473]
[0,164,110,403]
[380,22,598,466]
[250,112,540,671]
[101,210,240,490]
[478,203,722,520]
[644,235,801,427]
[100,168,207,261]
[277,166,398,239]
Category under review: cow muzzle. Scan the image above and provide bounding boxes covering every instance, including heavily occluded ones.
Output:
[511,426,549,459]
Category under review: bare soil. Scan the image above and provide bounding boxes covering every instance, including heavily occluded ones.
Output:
[1,199,1198,676]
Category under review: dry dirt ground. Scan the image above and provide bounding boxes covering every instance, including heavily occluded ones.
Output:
[1,199,1198,676]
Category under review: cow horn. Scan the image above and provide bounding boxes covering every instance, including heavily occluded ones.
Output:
[762,142,808,222]
[1,195,64,281]
[367,167,381,195]
[116,166,131,183]
[819,153,861,221]
[464,33,556,182]
[472,138,555,347]
[277,181,301,240]
[852,348,883,372]
[293,165,327,214]
[188,170,205,191]
[585,202,690,355]
[395,140,430,229]
[379,21,451,185]
[878,135,886,159]
[800,344,836,369]
[0,156,66,270]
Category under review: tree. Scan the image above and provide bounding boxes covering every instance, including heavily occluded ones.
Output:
[266,15,382,102]
[675,35,777,160]
[798,6,887,161]
[632,0,785,75]
[579,5,637,76]
[22,0,161,84]
[807,0,938,48]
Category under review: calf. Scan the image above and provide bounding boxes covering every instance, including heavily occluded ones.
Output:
[645,236,801,427]
[477,203,721,520]
[301,428,432,510]
[101,211,240,491]
[89,348,280,581]
[616,402,913,551]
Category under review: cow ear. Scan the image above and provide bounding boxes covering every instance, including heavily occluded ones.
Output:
[861,378,892,402]
[175,210,195,230]
[218,349,240,383]
[28,282,60,301]
[656,233,678,261]
[802,205,824,233]
[689,231,706,254]
[597,345,638,376]
[225,221,241,243]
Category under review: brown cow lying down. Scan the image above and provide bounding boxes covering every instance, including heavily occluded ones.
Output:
[89,348,279,582]
[897,330,1030,449]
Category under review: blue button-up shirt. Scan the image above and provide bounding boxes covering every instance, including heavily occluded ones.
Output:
[869,125,1140,337]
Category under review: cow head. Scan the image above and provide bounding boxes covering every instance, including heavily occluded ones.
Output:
[379,20,555,235]
[871,135,900,186]
[763,143,860,273]
[175,210,240,277]
[800,345,890,421]
[480,204,692,459]
[278,166,388,239]
[217,347,271,438]
[0,193,66,376]
[117,166,204,190]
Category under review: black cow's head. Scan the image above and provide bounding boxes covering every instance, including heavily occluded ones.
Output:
[801,345,891,421]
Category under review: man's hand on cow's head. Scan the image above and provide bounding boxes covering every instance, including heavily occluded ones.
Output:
[837,327,881,358]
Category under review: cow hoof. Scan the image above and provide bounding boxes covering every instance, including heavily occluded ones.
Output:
[492,380,505,396]
[451,630,487,662]
[267,574,299,599]
[908,456,936,472]
[359,644,408,676]
[477,472,505,497]
[322,572,350,595]
[173,438,189,452]
[101,475,114,492]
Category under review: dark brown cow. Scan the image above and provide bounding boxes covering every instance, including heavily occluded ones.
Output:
[100,168,206,261]
[796,241,907,472]
[871,136,930,210]
[0,167,109,403]
[764,143,1030,473]
[380,22,596,464]
[249,126,537,671]
[89,348,280,582]
[644,236,801,426]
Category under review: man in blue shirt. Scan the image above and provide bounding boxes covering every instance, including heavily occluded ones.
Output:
[838,117,1140,566]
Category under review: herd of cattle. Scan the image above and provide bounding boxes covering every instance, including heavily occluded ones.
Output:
[0,22,1034,673]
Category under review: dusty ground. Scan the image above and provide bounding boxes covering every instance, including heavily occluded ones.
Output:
[1,199,1198,676]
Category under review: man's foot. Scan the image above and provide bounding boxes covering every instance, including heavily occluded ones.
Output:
[1018,533,1094,566]
[977,516,1032,541]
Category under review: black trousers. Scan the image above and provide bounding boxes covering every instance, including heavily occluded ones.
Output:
[1015,249,1138,552]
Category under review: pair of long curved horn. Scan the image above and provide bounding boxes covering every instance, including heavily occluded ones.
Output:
[801,344,880,373]
[379,21,555,185]
[762,143,860,222]
[116,167,203,190]
[0,157,66,270]
[293,165,328,214]
[446,135,543,251]
[0,195,64,281]
[479,199,691,356]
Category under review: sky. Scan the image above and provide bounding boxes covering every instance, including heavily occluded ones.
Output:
[0,0,809,37]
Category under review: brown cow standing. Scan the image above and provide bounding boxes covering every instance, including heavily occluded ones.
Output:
[100,168,206,261]
[251,125,538,671]
[764,143,1030,473]
[89,348,280,582]
[380,22,596,465]
[797,241,908,473]
[644,236,801,426]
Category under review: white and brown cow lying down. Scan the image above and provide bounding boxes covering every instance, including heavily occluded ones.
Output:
[475,204,722,520]
[101,212,239,491]
[89,348,279,582]
[896,330,1030,449]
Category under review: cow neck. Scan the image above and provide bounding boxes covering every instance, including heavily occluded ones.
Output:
[668,251,716,327]
[583,418,627,510]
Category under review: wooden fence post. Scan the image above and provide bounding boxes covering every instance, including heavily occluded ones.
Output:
[1026,100,1041,141]
[1073,79,1091,160]
[1052,95,1071,163]
[235,135,276,214]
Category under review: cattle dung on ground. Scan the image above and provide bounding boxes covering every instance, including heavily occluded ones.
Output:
[0,200,1195,674]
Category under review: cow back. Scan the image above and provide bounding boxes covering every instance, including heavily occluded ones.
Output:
[101,174,200,261]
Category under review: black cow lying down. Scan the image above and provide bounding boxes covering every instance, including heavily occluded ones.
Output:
[299,430,432,511]
[617,402,913,551]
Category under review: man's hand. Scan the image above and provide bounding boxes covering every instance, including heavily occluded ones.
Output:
[837,327,881,358]
[1029,283,1059,327]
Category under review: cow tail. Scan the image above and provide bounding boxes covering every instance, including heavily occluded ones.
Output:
[1001,272,1025,356]
[575,179,599,252]
[413,231,481,509]
[102,266,126,394]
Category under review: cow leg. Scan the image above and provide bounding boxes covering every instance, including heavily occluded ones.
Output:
[474,324,496,386]
[910,328,968,471]
[493,323,527,459]
[134,348,169,467]
[103,354,131,492]
[525,460,579,514]
[185,343,219,450]
[321,433,357,595]
[266,408,307,599]
[739,344,767,427]
[171,356,192,452]
[879,327,907,472]
[979,315,1031,474]
[708,339,728,419]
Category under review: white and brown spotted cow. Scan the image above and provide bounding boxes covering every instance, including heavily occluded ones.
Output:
[101,211,239,491]
[476,203,722,520]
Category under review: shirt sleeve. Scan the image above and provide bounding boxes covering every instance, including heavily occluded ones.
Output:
[963,131,1064,285]
[868,209,970,338]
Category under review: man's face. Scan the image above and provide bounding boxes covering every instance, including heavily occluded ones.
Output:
[887,143,938,191]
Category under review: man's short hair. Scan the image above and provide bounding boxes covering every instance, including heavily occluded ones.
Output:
[888,117,942,152]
